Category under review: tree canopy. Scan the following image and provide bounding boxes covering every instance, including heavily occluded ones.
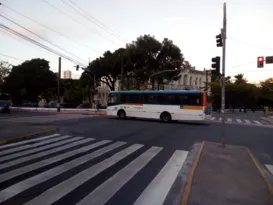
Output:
[87,35,184,91]
[3,58,57,103]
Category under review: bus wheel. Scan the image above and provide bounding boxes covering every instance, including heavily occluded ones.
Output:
[118,110,126,119]
[160,112,171,123]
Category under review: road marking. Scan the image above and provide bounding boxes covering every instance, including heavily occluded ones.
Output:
[0,136,81,164]
[254,120,262,125]
[133,150,188,205]
[0,138,105,183]
[0,134,60,149]
[227,118,232,122]
[0,137,91,170]
[24,144,143,205]
[210,117,216,120]
[244,120,251,124]
[265,164,273,175]
[76,146,163,205]
[0,135,71,156]
[236,119,242,123]
[0,141,127,203]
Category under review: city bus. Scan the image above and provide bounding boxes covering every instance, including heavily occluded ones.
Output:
[0,93,11,108]
[107,90,212,122]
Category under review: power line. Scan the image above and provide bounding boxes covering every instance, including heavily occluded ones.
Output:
[0,23,87,67]
[0,3,103,55]
[228,38,273,51]
[41,0,120,46]
[66,0,127,42]
[0,53,23,61]
[0,13,88,64]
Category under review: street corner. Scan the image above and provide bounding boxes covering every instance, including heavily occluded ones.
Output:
[0,128,60,146]
[181,141,273,205]
[161,142,204,205]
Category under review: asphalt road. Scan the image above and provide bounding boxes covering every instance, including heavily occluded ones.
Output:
[0,113,272,204]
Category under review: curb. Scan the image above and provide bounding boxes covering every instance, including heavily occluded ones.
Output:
[181,141,205,205]
[246,148,273,196]
[0,128,59,146]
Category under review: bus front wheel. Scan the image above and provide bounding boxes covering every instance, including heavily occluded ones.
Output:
[160,112,171,123]
[118,110,126,119]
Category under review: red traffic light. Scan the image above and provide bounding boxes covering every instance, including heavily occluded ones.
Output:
[258,57,264,62]
[257,56,264,68]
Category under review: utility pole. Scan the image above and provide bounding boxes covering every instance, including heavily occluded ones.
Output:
[205,69,208,91]
[221,3,227,147]
[120,53,124,90]
[57,57,61,112]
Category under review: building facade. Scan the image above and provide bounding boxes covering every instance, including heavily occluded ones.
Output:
[63,70,72,79]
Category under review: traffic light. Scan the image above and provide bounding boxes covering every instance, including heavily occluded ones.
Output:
[211,56,221,74]
[257,56,264,68]
[76,65,79,71]
[216,34,223,47]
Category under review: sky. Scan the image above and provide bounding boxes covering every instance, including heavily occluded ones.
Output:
[0,0,273,83]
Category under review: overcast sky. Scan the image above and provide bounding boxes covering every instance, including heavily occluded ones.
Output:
[0,0,273,83]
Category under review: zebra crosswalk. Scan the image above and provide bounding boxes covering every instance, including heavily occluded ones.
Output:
[209,117,267,126]
[0,134,188,205]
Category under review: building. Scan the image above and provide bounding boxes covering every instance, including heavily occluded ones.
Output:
[63,70,72,79]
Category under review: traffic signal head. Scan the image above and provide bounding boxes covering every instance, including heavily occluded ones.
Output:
[211,56,221,74]
[257,56,264,68]
[216,34,223,47]
[76,65,79,71]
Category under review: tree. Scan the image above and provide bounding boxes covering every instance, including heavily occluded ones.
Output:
[126,35,184,89]
[234,73,247,85]
[0,60,11,91]
[3,58,57,103]
[88,50,121,91]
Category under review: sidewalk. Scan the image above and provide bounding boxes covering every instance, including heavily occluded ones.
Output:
[184,142,273,205]
[0,121,58,144]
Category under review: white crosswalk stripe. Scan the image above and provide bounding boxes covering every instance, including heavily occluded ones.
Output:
[254,120,262,125]
[0,134,189,205]
[208,117,268,126]
[265,164,273,175]
[245,120,251,124]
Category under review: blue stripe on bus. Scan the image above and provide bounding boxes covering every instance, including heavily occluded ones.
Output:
[109,90,202,95]
[0,101,11,107]
[107,104,202,108]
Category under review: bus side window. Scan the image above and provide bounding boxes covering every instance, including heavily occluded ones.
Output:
[157,94,167,104]
[143,94,156,104]
[108,94,119,106]
[188,95,202,105]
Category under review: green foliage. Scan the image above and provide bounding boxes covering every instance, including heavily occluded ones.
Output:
[0,60,11,92]
[210,75,273,110]
[3,58,57,102]
[88,34,184,90]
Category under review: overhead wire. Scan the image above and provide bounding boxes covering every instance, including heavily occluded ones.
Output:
[41,0,120,46]
[66,0,127,42]
[0,3,103,55]
[0,13,88,64]
[0,53,23,61]
[0,23,87,67]
[228,38,273,51]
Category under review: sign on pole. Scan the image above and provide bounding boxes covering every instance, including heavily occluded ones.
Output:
[265,56,273,64]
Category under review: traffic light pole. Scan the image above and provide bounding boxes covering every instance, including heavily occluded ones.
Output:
[221,3,227,147]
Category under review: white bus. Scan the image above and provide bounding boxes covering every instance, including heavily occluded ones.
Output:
[107,90,212,122]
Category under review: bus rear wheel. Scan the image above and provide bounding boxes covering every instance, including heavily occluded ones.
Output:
[118,110,126,119]
[160,112,171,123]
